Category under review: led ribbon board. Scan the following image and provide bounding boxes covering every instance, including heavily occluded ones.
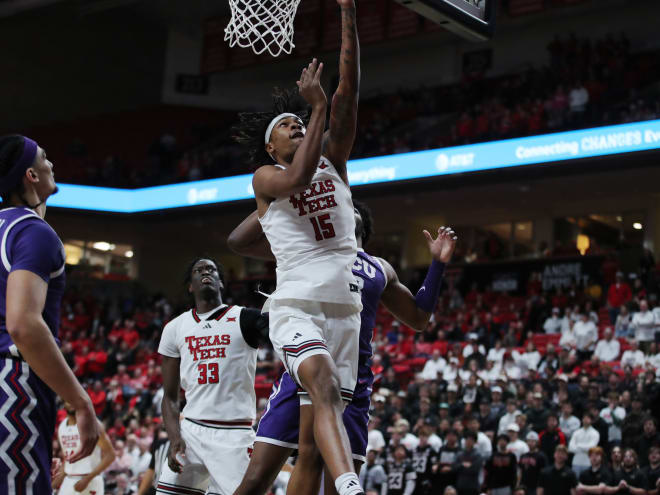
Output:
[49,119,660,213]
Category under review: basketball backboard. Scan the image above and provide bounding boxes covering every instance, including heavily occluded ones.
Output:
[393,0,496,41]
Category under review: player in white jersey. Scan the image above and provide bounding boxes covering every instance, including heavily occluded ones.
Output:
[231,3,363,494]
[53,402,116,495]
[157,257,269,495]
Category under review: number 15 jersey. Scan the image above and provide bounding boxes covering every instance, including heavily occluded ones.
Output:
[259,156,361,311]
[158,305,260,422]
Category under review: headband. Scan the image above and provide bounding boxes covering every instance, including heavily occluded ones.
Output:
[0,137,38,197]
[264,113,302,144]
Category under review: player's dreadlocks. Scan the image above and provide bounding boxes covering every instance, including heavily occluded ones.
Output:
[353,200,374,247]
[233,87,310,167]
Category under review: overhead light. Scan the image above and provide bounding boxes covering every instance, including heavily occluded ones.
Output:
[633,222,643,230]
[125,250,134,258]
[616,216,623,222]
[92,241,112,251]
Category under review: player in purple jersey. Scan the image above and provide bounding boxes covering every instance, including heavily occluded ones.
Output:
[227,200,457,495]
[0,135,99,494]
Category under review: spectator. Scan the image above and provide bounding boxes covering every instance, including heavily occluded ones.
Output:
[88,379,108,417]
[396,418,420,451]
[569,413,600,476]
[569,81,589,124]
[520,431,549,495]
[435,429,461,494]
[506,424,530,461]
[486,434,518,495]
[478,401,498,436]
[538,445,578,495]
[632,300,656,352]
[638,418,660,467]
[574,313,599,361]
[607,272,632,324]
[610,448,647,495]
[641,445,660,495]
[615,306,632,338]
[462,417,492,461]
[576,446,613,494]
[540,414,568,461]
[594,328,620,362]
[487,341,506,367]
[499,399,521,435]
[611,446,623,472]
[620,340,645,369]
[453,431,483,495]
[520,343,542,372]
[599,391,626,446]
[386,444,417,495]
[560,402,582,442]
[527,392,549,433]
[360,450,388,495]
[421,349,447,381]
[412,428,437,495]
[544,308,563,334]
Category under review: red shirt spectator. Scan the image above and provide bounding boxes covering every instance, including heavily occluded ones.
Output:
[87,348,108,375]
[88,381,107,416]
[607,273,632,308]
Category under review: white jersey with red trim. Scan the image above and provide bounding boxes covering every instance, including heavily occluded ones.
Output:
[158,304,258,422]
[259,156,361,310]
[58,419,102,476]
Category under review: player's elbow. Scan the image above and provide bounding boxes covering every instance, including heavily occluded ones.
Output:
[6,313,37,344]
[411,313,432,332]
[227,230,247,254]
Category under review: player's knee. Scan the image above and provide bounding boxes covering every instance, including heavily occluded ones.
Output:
[297,439,323,469]
[308,371,342,407]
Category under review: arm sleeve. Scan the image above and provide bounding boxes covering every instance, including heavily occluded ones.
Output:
[9,221,63,282]
[240,308,270,349]
[158,320,180,358]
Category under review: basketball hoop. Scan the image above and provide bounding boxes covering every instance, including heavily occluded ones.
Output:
[224,0,301,57]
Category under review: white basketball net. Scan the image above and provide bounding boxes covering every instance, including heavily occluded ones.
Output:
[224,0,302,57]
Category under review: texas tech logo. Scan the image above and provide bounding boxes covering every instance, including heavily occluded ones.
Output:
[185,334,230,361]
[289,179,336,217]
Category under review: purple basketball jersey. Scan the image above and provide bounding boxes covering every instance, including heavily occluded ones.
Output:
[256,249,387,459]
[0,206,65,494]
[0,207,65,354]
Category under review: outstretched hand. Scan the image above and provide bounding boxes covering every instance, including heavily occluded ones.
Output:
[296,58,326,108]
[423,226,457,263]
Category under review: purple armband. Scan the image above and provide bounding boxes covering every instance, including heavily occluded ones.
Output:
[415,260,445,313]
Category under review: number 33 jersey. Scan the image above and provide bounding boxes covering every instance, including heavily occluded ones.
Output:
[259,156,361,311]
[158,305,258,422]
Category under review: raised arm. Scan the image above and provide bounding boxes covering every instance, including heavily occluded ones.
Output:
[227,210,275,262]
[253,59,327,201]
[323,0,360,183]
[160,356,185,474]
[379,227,457,331]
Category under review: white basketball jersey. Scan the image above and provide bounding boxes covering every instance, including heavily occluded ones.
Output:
[158,305,258,421]
[58,419,102,476]
[259,156,361,309]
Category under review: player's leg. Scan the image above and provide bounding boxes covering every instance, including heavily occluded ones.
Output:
[268,300,362,494]
[234,371,300,495]
[322,392,370,495]
[323,461,364,495]
[233,441,293,495]
[284,404,323,495]
[295,354,355,482]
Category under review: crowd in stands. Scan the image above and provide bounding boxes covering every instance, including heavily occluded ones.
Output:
[48,31,660,189]
[53,251,660,494]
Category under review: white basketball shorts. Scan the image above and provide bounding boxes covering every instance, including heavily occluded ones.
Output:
[156,418,254,495]
[267,298,360,406]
